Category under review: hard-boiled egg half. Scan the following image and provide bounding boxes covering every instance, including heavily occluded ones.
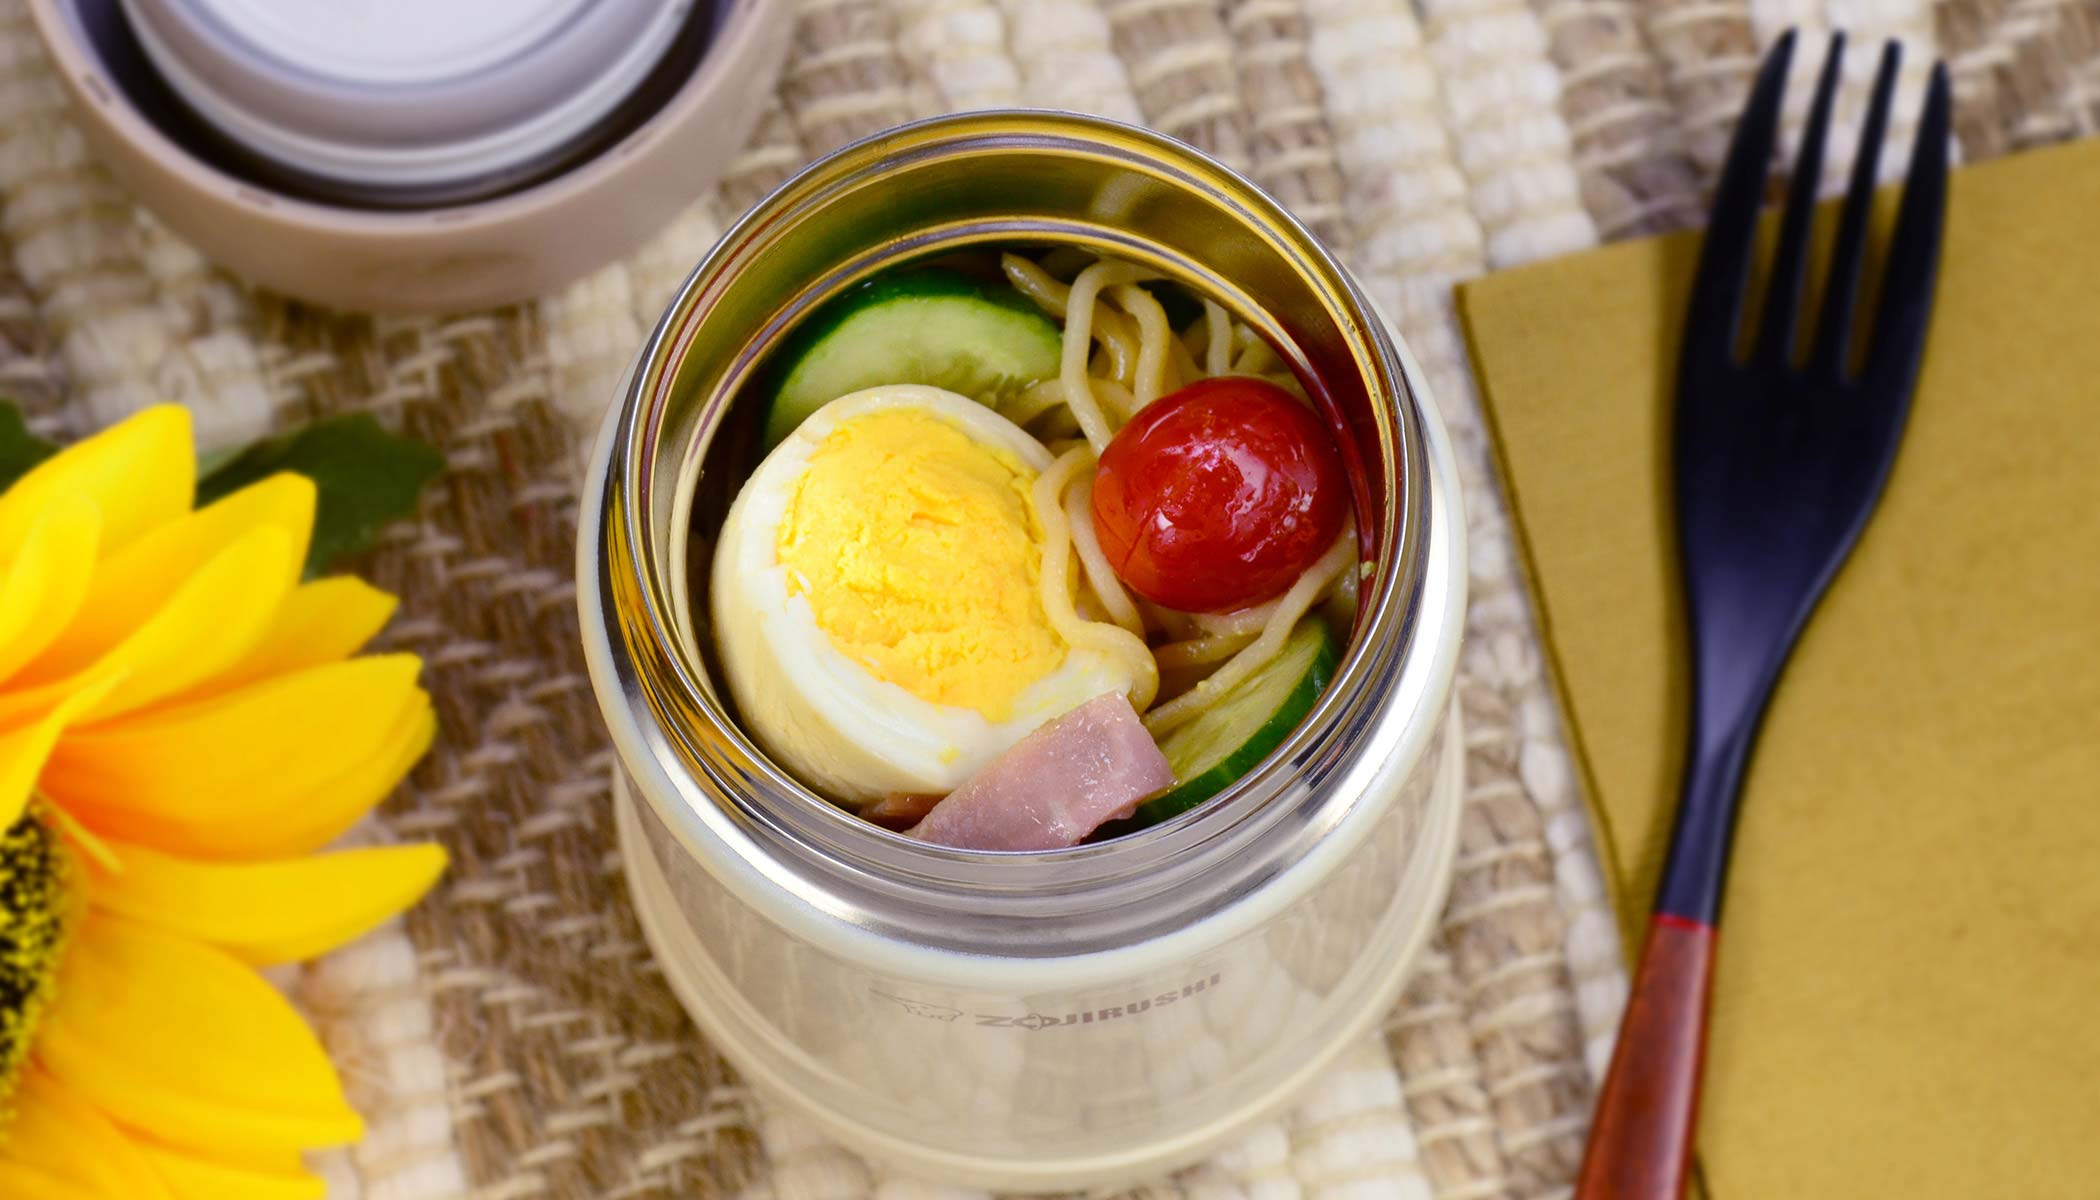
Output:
[712,385,1141,800]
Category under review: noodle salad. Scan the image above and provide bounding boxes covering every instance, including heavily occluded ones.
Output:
[709,249,1360,850]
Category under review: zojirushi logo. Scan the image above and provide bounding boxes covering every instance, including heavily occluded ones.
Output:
[871,973,1223,1032]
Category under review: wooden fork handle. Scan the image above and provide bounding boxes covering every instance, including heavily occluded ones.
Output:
[1574,913,1717,1200]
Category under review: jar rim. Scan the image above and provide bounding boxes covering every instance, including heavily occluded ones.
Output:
[583,112,1453,957]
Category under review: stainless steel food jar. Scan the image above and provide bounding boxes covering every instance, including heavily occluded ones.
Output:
[578,113,1468,1190]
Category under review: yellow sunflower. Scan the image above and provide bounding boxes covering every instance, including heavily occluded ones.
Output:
[0,405,444,1198]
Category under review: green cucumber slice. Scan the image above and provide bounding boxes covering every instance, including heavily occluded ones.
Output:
[1135,618,1340,828]
[763,268,1062,447]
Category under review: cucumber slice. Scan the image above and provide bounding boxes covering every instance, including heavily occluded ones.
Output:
[763,269,1062,447]
[1135,618,1340,828]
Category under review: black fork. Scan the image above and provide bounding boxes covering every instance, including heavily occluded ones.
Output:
[1575,31,1951,1200]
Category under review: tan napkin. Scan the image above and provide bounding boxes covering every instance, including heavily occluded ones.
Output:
[1457,137,2100,1199]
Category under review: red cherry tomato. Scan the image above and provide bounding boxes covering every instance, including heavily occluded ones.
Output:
[1090,377,1347,613]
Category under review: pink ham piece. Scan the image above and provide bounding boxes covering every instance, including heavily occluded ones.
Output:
[908,692,1175,851]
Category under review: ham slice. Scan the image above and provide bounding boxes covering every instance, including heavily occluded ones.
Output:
[908,693,1175,851]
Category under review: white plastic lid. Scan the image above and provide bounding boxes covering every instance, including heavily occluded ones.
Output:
[120,0,694,192]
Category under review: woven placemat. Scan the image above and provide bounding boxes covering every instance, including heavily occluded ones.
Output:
[1,1,2093,1197]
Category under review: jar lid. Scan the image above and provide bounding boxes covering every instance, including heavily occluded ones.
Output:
[119,0,692,192]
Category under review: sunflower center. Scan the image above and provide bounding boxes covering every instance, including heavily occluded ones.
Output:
[0,807,70,1125]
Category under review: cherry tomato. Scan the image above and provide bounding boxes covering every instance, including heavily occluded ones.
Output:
[1090,377,1347,613]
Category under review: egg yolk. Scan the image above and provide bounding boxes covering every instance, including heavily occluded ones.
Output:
[776,408,1066,721]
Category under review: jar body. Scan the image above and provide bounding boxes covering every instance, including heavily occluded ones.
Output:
[616,714,1460,1187]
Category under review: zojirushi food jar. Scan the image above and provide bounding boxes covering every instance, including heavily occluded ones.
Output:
[579,113,1468,1189]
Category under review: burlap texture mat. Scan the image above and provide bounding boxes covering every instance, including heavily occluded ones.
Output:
[0,1,2092,1197]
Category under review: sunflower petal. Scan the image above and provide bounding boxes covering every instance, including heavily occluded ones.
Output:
[85,839,447,965]
[23,474,313,682]
[203,576,398,696]
[197,698,438,859]
[0,407,191,562]
[45,656,425,846]
[133,1141,324,1200]
[2,1067,175,1200]
[0,527,300,727]
[0,494,99,684]
[0,674,120,830]
[44,801,120,874]
[35,916,364,1156]
[0,1160,91,1196]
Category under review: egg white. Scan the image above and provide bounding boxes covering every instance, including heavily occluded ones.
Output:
[712,385,1139,801]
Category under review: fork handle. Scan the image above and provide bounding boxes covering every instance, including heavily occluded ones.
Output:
[1574,913,1717,1200]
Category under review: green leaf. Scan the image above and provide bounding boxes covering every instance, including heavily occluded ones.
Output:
[192,442,246,480]
[197,414,444,577]
[0,401,58,493]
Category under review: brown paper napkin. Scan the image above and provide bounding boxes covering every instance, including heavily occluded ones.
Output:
[1457,137,2100,1199]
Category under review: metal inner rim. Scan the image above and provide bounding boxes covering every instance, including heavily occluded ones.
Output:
[594,113,1437,947]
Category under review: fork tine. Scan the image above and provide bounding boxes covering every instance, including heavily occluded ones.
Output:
[1684,30,1795,366]
[1807,41,1903,376]
[1861,61,1952,388]
[1753,34,1845,367]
